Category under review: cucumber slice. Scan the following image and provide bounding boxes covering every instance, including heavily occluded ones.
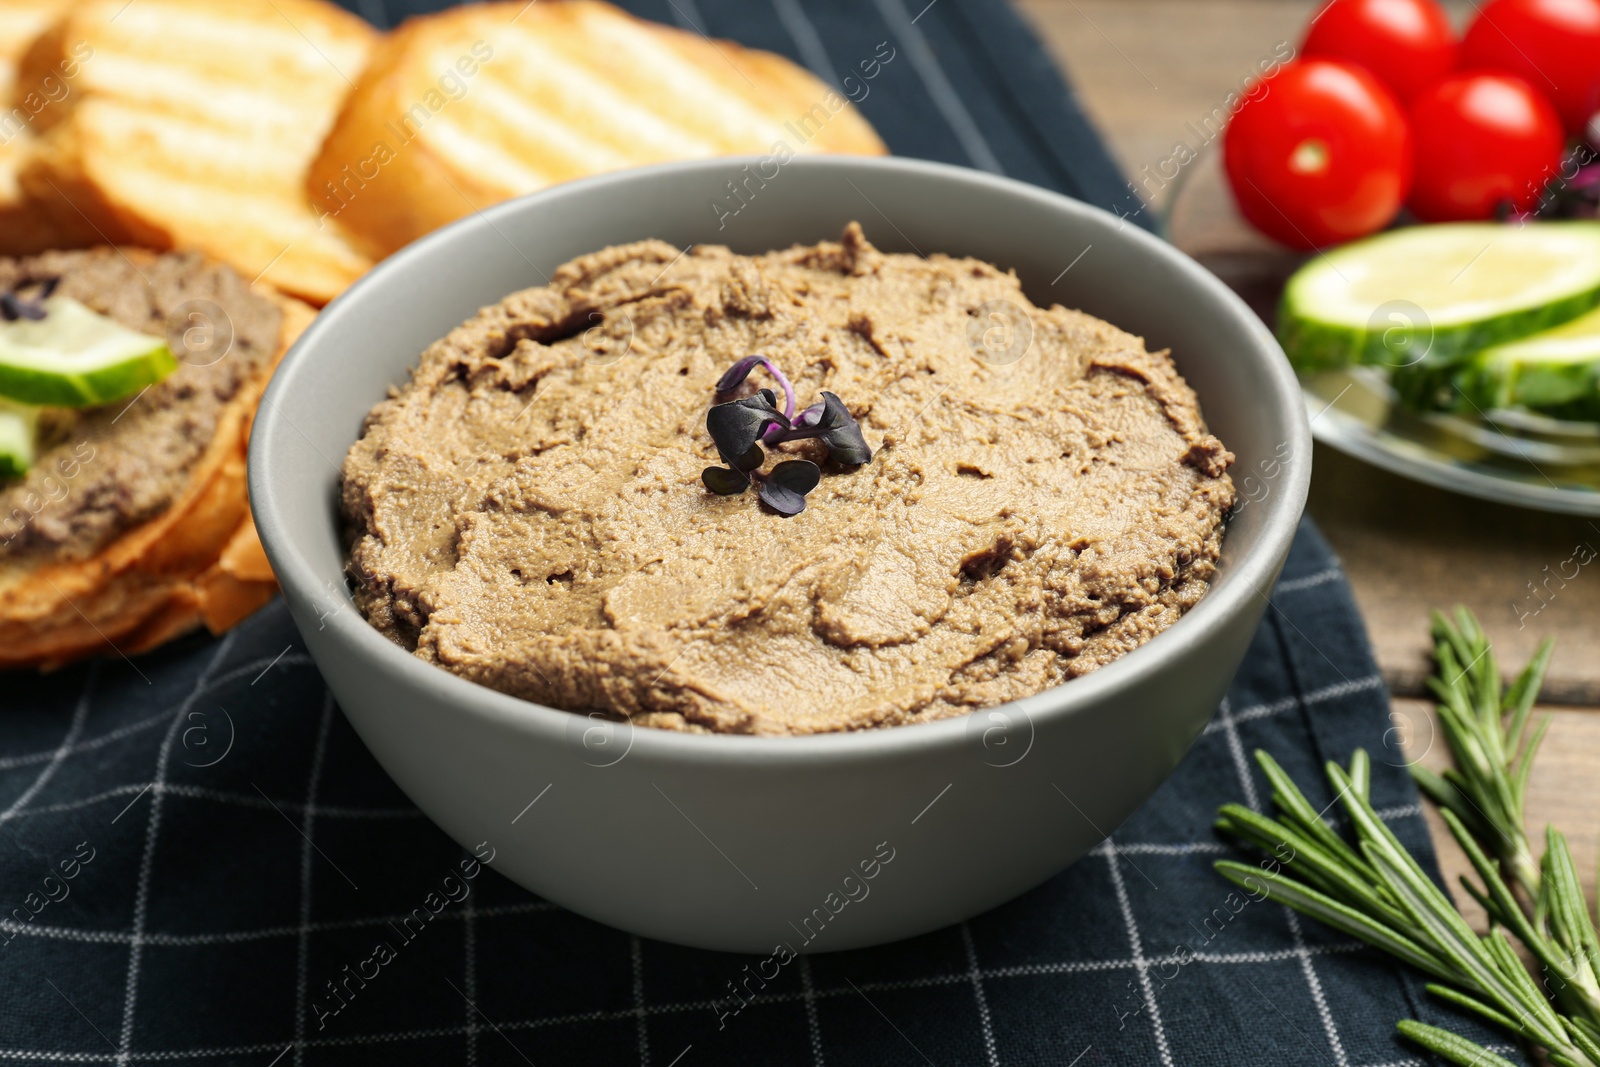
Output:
[0,296,178,407]
[0,399,38,478]
[1278,222,1600,374]
[1394,304,1600,421]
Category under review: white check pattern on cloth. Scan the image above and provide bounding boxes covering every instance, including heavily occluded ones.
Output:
[0,592,1525,1064]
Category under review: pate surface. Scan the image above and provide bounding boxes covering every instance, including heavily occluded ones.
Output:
[342,225,1235,734]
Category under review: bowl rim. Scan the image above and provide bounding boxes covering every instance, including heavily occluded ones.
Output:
[249,154,1310,766]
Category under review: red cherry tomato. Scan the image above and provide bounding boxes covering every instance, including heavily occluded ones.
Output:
[1224,59,1412,249]
[1461,0,1600,134]
[1302,0,1459,103]
[1407,71,1566,220]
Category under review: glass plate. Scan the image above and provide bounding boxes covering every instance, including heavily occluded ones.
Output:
[1160,144,1600,516]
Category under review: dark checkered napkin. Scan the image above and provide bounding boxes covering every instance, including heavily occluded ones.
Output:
[0,520,1524,1066]
[0,0,1528,1063]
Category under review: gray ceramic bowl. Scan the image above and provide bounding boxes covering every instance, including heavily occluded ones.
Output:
[249,156,1309,953]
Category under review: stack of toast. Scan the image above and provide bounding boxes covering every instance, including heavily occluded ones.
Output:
[312,1,886,257]
[12,0,378,305]
[0,0,885,667]
[0,0,886,302]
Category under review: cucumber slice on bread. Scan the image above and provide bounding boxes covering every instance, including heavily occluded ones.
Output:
[1278,222,1600,374]
[0,400,38,479]
[0,296,177,408]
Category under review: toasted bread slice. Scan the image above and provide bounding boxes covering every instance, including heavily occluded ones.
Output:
[310,0,888,258]
[0,270,314,669]
[13,0,376,305]
[0,0,80,254]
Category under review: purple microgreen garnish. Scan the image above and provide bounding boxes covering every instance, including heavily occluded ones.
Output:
[1518,143,1598,221]
[0,292,48,322]
[0,278,60,322]
[794,400,827,430]
[731,443,765,473]
[715,355,797,424]
[706,389,787,464]
[757,460,821,516]
[702,466,751,495]
[700,358,872,517]
[774,392,872,465]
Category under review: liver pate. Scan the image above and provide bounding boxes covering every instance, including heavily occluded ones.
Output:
[0,250,281,566]
[341,225,1235,735]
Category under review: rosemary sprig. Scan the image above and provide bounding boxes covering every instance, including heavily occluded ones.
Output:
[1214,608,1600,1067]
[1412,608,1553,904]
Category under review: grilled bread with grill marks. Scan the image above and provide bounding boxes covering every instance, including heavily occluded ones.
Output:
[12,0,376,305]
[309,0,887,259]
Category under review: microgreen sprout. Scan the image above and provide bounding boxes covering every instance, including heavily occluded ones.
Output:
[0,277,58,323]
[716,355,796,436]
[700,356,872,516]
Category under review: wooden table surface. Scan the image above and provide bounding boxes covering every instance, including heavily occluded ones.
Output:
[1014,0,1600,914]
